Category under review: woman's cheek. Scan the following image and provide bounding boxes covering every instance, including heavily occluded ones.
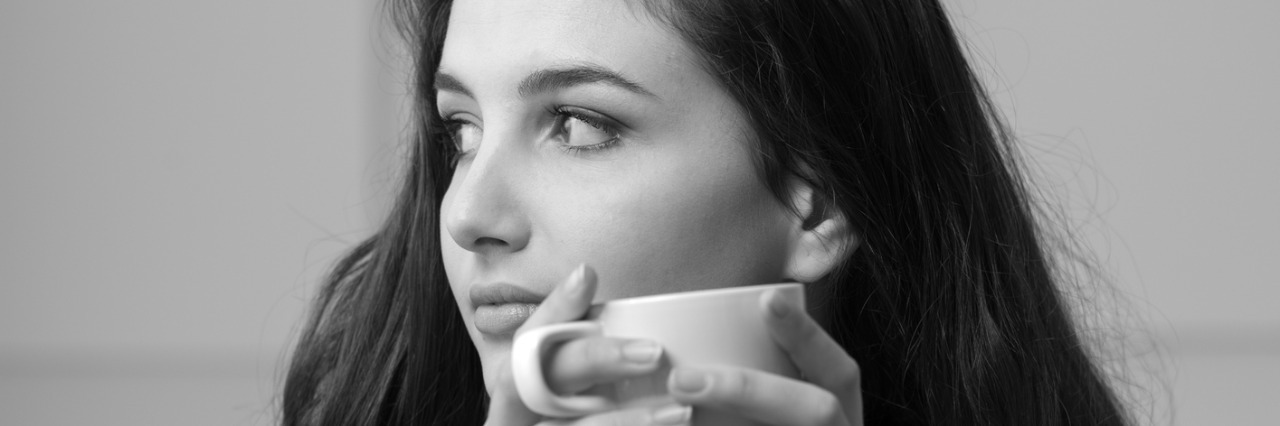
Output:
[558,172,783,300]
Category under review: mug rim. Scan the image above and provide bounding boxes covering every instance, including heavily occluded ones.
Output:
[595,282,801,308]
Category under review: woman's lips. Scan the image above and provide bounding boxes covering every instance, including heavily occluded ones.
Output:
[470,283,547,336]
[473,303,538,336]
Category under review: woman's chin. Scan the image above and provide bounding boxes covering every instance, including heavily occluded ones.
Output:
[475,338,513,394]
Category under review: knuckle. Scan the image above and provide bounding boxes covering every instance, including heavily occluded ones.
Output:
[724,370,758,401]
[583,339,620,366]
[810,392,843,424]
[832,358,862,394]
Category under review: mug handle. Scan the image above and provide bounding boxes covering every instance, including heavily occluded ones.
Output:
[512,321,611,417]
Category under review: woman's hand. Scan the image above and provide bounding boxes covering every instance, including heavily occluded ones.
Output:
[485,268,863,426]
[484,265,691,426]
[665,289,864,426]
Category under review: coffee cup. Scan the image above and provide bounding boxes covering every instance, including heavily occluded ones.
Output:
[512,283,803,425]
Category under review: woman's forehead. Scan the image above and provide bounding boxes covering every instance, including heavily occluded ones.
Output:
[439,0,705,102]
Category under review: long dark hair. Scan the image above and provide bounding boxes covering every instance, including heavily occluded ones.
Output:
[282,0,1132,424]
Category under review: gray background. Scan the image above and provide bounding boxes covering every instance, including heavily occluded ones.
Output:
[2,0,1275,424]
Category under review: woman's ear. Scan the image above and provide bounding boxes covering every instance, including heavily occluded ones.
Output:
[782,180,859,283]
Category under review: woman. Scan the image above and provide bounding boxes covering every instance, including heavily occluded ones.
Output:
[283,0,1133,424]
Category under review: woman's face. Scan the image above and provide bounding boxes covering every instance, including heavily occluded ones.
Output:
[437,0,797,386]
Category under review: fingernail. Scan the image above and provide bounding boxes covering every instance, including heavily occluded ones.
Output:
[763,289,790,318]
[651,403,692,425]
[670,368,711,396]
[621,340,662,365]
[564,263,587,294]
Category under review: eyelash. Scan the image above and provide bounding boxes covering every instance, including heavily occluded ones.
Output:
[439,117,473,166]
[550,106,622,155]
[436,106,623,162]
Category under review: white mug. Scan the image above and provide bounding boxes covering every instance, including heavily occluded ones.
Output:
[512,283,803,425]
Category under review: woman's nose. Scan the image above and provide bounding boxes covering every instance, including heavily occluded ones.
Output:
[443,141,531,254]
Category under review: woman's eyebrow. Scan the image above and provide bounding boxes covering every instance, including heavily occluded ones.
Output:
[434,65,658,100]
[517,65,657,99]
[434,72,474,98]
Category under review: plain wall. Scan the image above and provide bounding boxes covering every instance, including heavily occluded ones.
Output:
[1,1,1276,424]
[950,2,1280,424]
[1,1,375,424]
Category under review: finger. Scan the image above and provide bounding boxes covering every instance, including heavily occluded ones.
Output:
[668,366,849,426]
[535,403,693,426]
[497,264,597,422]
[761,288,863,421]
[519,264,597,333]
[546,336,664,394]
[484,354,545,426]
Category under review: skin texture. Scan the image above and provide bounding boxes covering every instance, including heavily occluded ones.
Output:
[436,0,861,424]
[438,0,795,388]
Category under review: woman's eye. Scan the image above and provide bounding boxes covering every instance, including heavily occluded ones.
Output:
[553,107,620,153]
[443,118,482,157]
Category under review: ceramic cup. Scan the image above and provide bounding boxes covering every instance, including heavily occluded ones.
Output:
[512,283,803,425]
